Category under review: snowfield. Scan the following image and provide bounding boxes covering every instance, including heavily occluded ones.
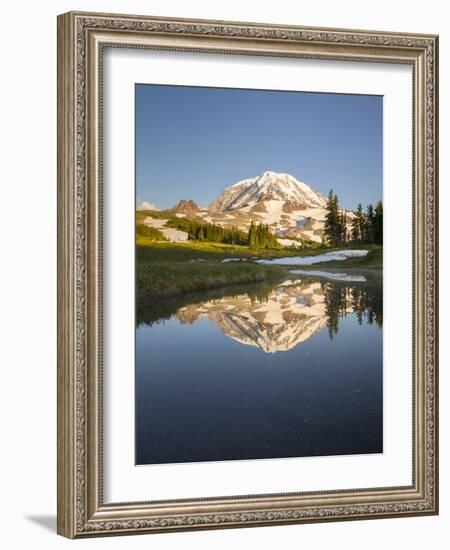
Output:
[143,217,188,242]
[255,250,369,266]
[209,170,327,212]
[277,237,302,247]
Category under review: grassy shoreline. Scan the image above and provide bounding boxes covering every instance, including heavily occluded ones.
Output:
[137,260,288,299]
[136,241,382,299]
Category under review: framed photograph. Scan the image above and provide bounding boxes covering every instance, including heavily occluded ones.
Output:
[57,11,439,538]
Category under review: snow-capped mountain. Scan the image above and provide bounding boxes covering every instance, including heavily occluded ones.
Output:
[175,280,346,353]
[147,170,354,244]
[200,170,341,243]
[209,170,327,212]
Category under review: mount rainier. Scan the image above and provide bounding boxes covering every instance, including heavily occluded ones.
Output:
[209,171,327,212]
[140,171,355,244]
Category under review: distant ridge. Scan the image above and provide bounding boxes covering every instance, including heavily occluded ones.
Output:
[169,199,201,216]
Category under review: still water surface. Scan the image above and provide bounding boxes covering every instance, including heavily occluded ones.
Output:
[136,276,382,465]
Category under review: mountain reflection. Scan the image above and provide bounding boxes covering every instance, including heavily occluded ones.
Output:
[173,279,382,353]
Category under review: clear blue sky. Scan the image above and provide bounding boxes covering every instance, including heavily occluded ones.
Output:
[136,84,382,211]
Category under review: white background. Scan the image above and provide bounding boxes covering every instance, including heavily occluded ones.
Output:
[0,0,447,548]
[103,49,412,502]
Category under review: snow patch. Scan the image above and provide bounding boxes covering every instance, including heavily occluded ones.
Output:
[278,238,301,247]
[255,250,369,266]
[293,207,328,221]
[143,217,188,242]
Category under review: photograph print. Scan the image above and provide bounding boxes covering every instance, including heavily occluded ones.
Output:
[135,84,383,466]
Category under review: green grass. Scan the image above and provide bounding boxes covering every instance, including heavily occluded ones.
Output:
[137,260,287,298]
[136,241,295,298]
[136,239,349,260]
[136,224,167,241]
[136,238,382,299]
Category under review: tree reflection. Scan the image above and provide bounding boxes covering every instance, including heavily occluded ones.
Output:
[137,275,383,352]
[321,280,382,338]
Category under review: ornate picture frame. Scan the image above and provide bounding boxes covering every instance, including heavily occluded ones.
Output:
[57,11,438,538]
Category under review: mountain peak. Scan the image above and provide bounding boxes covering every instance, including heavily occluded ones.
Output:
[260,169,278,177]
[169,199,201,215]
[210,171,326,212]
[263,170,283,177]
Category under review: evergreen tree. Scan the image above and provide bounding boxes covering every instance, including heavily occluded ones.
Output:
[324,190,345,246]
[325,189,339,246]
[324,190,336,245]
[364,204,375,243]
[349,201,382,244]
[245,222,278,249]
[340,210,347,243]
[351,203,365,242]
[170,217,249,245]
[373,200,383,245]
[248,221,256,247]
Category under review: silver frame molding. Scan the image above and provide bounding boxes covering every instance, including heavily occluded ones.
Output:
[57,11,439,538]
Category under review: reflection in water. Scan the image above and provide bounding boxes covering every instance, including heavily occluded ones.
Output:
[323,281,382,339]
[176,280,329,353]
[141,278,382,353]
[136,275,383,465]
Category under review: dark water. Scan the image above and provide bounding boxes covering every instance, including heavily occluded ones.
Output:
[136,276,383,465]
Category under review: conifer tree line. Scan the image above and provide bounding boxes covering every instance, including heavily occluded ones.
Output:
[168,217,278,248]
[324,189,383,246]
[247,220,278,249]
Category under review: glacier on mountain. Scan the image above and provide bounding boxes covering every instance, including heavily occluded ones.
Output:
[209,170,327,212]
